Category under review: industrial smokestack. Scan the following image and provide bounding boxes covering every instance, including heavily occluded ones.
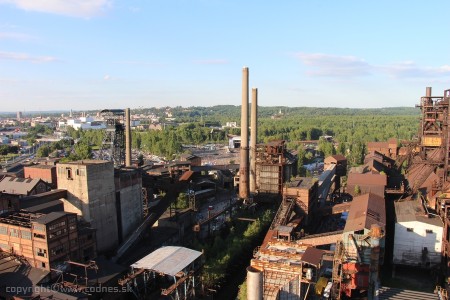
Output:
[239,67,250,199]
[125,108,132,167]
[426,87,432,98]
[250,88,258,193]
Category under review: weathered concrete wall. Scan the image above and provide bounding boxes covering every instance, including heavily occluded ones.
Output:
[118,184,143,240]
[57,161,119,252]
[393,221,442,267]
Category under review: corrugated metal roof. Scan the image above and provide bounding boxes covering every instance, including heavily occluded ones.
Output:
[395,200,443,226]
[0,177,43,195]
[301,247,325,266]
[179,170,194,181]
[344,193,386,232]
[35,211,72,224]
[131,246,202,276]
[347,172,387,186]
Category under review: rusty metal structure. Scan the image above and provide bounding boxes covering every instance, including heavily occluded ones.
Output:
[405,88,450,195]
[255,141,285,194]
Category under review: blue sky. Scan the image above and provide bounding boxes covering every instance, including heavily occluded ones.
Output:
[0,0,449,111]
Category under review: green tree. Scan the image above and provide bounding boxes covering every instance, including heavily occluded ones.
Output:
[36,145,51,158]
[354,184,361,195]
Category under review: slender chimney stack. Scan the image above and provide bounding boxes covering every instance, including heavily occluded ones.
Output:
[239,67,250,199]
[426,87,432,98]
[250,88,258,193]
[125,108,132,167]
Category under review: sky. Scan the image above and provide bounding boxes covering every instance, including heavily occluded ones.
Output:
[0,0,449,112]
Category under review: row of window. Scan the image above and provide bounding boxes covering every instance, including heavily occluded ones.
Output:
[0,227,33,240]
[49,221,66,231]
[57,167,86,179]
[407,228,434,234]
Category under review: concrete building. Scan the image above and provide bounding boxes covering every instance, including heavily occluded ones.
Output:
[57,160,119,252]
[393,200,443,268]
[114,168,143,244]
[0,211,96,270]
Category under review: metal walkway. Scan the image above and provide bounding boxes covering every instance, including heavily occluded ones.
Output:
[378,286,440,300]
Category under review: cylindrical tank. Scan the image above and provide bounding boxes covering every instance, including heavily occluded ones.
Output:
[246,266,263,300]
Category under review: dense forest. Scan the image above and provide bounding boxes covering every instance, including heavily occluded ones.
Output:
[21,106,420,168]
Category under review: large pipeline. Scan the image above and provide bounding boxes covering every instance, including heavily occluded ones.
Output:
[239,67,250,199]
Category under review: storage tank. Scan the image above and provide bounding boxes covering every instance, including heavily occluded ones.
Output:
[247,266,263,300]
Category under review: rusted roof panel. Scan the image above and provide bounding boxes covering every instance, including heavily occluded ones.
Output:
[301,247,325,266]
[344,193,386,232]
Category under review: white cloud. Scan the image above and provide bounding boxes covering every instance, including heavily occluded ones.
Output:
[382,61,450,78]
[0,31,34,41]
[103,74,111,80]
[0,51,58,63]
[295,53,372,77]
[295,52,450,79]
[0,0,111,18]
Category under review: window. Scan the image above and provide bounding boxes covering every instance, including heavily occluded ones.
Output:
[21,230,31,240]
[33,224,45,232]
[407,228,414,232]
[34,233,45,239]
[0,226,7,235]
[41,262,46,268]
[66,168,73,180]
[10,228,19,237]
[426,229,433,234]
[36,248,47,258]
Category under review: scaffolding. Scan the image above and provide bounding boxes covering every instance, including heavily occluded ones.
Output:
[100,109,125,167]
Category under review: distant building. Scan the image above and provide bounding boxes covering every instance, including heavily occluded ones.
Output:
[367,138,398,159]
[16,111,22,121]
[62,117,106,130]
[393,200,443,268]
[324,154,347,177]
[0,211,96,270]
[180,154,201,167]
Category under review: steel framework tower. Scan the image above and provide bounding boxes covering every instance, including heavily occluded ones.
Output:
[100,109,125,167]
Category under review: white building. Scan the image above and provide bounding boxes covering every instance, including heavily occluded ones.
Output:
[62,117,106,130]
[393,200,443,268]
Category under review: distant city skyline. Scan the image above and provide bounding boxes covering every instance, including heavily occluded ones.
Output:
[0,0,449,111]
